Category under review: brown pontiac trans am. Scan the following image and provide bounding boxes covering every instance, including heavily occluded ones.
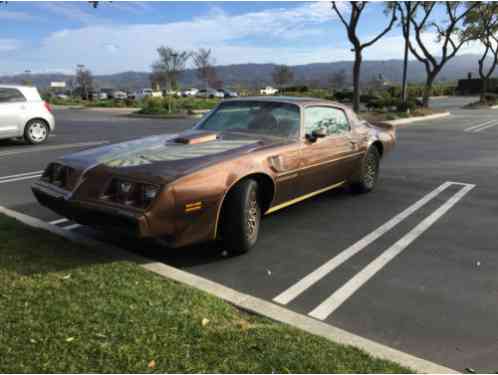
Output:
[32,97,395,254]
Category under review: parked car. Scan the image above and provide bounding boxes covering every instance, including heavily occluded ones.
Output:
[260,86,278,95]
[113,91,127,100]
[33,97,395,254]
[196,88,224,99]
[219,89,239,98]
[0,85,55,144]
[182,88,199,97]
[55,93,69,100]
[98,92,108,100]
[133,89,162,100]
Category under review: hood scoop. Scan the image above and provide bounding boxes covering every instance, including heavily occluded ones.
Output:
[173,132,218,145]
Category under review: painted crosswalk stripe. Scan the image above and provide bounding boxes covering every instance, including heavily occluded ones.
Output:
[308,183,475,320]
[273,181,454,305]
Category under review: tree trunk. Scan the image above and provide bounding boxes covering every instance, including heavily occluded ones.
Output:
[401,3,411,109]
[481,78,489,102]
[422,73,436,108]
[352,49,362,113]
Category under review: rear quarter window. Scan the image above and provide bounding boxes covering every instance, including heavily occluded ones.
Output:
[0,88,26,103]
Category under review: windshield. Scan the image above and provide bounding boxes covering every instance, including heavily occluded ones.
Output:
[196,101,300,139]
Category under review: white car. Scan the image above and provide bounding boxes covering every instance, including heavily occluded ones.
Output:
[260,86,279,95]
[196,89,224,98]
[182,88,199,97]
[0,85,55,144]
[134,89,162,100]
[113,91,128,100]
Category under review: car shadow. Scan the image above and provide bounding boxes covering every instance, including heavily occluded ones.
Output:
[2,185,355,277]
[81,186,354,269]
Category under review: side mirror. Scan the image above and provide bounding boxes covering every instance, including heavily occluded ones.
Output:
[306,128,327,142]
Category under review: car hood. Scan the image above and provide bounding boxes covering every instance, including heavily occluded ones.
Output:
[59,130,290,181]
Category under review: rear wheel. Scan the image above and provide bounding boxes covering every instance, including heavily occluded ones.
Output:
[351,147,380,193]
[24,119,49,144]
[221,179,261,254]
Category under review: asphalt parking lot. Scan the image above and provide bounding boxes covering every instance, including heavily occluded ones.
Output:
[1,98,498,372]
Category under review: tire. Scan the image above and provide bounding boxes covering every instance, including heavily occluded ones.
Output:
[221,179,261,254]
[351,147,380,194]
[24,119,49,145]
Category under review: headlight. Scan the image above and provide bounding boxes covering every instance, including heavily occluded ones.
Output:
[143,185,159,200]
[103,179,160,209]
[42,163,76,189]
[119,182,133,194]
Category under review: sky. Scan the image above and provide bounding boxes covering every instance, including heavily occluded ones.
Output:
[0,1,484,75]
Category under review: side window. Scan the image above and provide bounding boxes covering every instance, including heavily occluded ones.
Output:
[0,88,26,103]
[304,106,350,136]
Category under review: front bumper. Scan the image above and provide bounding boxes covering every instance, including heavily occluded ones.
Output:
[32,184,151,237]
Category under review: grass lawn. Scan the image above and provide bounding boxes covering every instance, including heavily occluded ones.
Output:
[0,214,411,373]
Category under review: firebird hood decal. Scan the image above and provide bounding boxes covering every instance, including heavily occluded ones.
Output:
[61,133,260,170]
[103,139,258,168]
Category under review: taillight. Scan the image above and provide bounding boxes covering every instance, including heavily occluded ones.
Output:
[44,101,52,113]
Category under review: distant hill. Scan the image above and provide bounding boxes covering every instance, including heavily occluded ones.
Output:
[0,54,490,91]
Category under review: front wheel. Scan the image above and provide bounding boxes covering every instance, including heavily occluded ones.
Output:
[24,119,49,144]
[351,147,380,194]
[221,179,261,254]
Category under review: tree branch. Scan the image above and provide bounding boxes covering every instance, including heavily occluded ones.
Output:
[361,4,397,49]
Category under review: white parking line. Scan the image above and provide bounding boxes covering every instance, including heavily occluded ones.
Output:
[62,223,81,230]
[0,170,44,181]
[273,181,454,305]
[464,120,498,133]
[0,174,42,184]
[308,183,475,320]
[49,218,69,225]
[471,121,498,133]
[0,141,108,157]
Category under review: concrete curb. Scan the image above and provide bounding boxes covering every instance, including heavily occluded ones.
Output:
[0,205,458,374]
[386,112,451,126]
[490,105,498,109]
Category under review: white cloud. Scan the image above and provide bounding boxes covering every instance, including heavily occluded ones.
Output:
[36,2,111,25]
[0,38,21,52]
[0,2,485,75]
[0,10,36,21]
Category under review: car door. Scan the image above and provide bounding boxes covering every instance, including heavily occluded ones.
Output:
[0,88,27,139]
[298,105,362,195]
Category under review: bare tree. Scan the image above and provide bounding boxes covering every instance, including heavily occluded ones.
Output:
[332,2,397,112]
[192,48,216,89]
[76,65,93,100]
[463,2,498,101]
[151,46,191,91]
[398,2,478,107]
[272,65,294,91]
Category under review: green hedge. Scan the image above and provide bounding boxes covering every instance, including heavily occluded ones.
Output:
[139,97,220,115]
